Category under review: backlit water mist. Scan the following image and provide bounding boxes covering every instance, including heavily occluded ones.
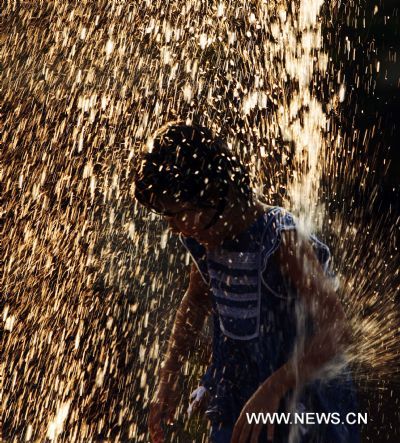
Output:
[2,0,399,441]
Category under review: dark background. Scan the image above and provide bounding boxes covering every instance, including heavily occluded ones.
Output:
[336,0,399,213]
[333,1,399,441]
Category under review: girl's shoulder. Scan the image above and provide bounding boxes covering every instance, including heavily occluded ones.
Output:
[257,202,294,217]
[260,205,296,230]
[179,233,210,284]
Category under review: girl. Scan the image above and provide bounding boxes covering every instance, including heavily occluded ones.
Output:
[134,122,360,443]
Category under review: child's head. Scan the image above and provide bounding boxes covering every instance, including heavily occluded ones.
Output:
[134,122,252,233]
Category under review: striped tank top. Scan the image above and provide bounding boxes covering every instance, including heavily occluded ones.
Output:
[179,206,332,341]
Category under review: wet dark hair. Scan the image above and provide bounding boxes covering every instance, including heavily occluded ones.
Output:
[134,122,252,228]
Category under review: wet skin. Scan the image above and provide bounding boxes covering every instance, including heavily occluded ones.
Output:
[148,192,351,443]
[161,188,268,250]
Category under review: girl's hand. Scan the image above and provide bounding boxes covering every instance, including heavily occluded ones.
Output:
[187,386,210,418]
[231,375,286,443]
[148,380,180,443]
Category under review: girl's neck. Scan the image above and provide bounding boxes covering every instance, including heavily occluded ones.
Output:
[197,196,271,250]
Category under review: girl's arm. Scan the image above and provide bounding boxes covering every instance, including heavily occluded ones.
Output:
[270,229,352,390]
[160,263,212,378]
[148,264,212,443]
[231,230,352,443]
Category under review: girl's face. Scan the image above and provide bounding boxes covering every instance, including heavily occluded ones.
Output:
[158,200,219,238]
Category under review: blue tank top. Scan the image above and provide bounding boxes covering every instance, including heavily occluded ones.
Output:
[179,206,359,442]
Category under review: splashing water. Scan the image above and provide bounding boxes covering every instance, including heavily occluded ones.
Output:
[2,0,398,441]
